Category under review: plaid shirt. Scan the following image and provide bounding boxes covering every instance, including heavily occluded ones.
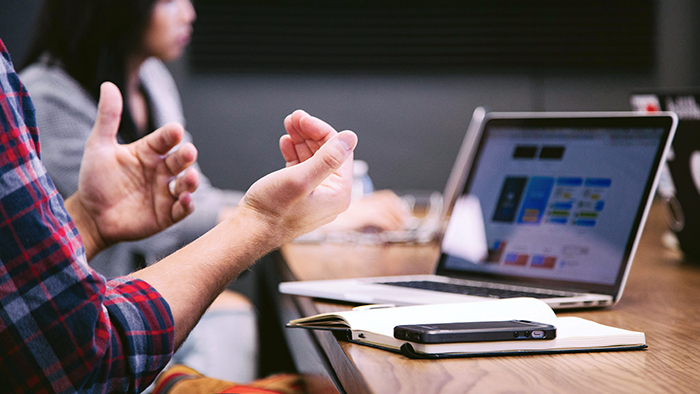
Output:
[0,40,174,393]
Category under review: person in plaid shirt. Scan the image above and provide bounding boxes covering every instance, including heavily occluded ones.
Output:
[0,38,357,393]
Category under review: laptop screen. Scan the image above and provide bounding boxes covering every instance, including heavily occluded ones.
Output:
[436,114,675,295]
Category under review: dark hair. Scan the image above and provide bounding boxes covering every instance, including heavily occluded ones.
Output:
[22,0,158,143]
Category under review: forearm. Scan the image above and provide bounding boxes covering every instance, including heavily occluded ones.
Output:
[131,206,283,348]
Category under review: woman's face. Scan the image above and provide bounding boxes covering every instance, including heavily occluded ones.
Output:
[142,0,196,61]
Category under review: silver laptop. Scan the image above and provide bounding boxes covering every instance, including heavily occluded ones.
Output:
[280,111,678,309]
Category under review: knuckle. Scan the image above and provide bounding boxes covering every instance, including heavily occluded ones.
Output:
[321,150,344,169]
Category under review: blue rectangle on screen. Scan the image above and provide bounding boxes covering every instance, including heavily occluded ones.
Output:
[549,217,568,224]
[531,255,545,265]
[595,201,605,211]
[517,177,555,224]
[575,219,597,227]
[584,178,612,187]
[556,177,583,186]
[552,202,573,210]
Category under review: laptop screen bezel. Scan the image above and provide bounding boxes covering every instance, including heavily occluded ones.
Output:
[434,112,677,298]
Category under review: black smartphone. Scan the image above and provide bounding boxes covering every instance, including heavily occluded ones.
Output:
[393,320,556,344]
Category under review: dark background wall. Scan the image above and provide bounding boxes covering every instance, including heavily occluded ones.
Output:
[2,0,700,194]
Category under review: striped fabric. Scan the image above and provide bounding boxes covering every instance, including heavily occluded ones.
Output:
[0,39,174,393]
[152,365,305,394]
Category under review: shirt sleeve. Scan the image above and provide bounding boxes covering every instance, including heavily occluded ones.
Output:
[0,40,174,393]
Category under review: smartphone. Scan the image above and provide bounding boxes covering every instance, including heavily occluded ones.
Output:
[393,320,556,344]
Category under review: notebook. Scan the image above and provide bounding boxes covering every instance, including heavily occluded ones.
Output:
[280,111,678,309]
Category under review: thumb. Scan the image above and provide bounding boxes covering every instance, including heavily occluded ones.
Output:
[90,82,123,143]
[294,130,357,191]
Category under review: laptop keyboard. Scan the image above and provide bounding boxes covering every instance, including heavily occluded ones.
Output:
[380,280,573,299]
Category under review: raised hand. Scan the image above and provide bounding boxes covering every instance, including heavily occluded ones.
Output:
[65,82,200,259]
[280,109,338,166]
[238,110,357,244]
[281,110,410,234]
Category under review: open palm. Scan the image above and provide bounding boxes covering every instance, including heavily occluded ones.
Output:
[73,82,200,249]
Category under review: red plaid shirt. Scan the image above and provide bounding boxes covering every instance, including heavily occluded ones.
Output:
[0,39,174,393]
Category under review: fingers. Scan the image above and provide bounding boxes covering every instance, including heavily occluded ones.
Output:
[139,123,197,176]
[170,167,200,196]
[284,110,338,163]
[279,135,298,166]
[171,191,195,223]
[163,141,198,176]
[90,82,123,143]
[283,113,315,162]
[169,168,199,222]
[291,130,357,194]
[143,122,187,155]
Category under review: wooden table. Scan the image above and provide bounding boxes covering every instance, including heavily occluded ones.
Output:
[272,201,700,393]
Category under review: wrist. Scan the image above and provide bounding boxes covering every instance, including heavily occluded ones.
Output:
[224,205,292,254]
[64,194,108,260]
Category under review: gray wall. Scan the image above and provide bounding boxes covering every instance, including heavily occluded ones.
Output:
[3,0,700,193]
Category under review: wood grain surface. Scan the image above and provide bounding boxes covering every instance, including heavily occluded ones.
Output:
[280,201,700,393]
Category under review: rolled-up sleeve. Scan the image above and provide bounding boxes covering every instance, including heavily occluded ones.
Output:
[0,39,174,394]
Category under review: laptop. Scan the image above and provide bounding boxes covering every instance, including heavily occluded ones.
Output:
[631,91,700,261]
[280,111,678,309]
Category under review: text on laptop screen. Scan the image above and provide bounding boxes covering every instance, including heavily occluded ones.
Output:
[441,125,666,286]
